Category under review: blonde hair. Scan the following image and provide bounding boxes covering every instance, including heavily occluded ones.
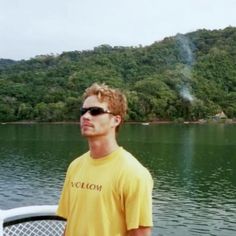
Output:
[83,83,127,128]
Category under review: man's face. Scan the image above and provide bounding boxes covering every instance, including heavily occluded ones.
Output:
[80,95,115,138]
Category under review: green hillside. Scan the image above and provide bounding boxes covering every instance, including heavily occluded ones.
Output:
[0,26,236,122]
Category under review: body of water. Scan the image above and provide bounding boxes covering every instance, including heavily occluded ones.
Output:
[0,123,236,235]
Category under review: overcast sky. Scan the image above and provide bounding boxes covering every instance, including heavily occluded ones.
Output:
[1,0,236,60]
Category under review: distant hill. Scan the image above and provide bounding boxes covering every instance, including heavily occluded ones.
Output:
[0,26,236,122]
[0,59,17,69]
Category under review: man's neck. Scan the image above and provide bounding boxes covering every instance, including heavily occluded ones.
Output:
[88,136,119,159]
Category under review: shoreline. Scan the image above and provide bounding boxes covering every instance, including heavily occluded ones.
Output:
[1,120,236,125]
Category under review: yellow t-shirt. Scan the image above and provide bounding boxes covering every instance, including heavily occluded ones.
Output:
[57,147,153,236]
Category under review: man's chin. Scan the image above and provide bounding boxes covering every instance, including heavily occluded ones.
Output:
[81,131,95,137]
[81,127,93,136]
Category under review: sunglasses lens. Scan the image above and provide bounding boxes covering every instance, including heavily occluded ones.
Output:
[80,107,109,116]
[80,108,88,116]
[90,107,104,116]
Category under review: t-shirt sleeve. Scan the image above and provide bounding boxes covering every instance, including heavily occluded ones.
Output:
[56,169,71,219]
[123,167,153,230]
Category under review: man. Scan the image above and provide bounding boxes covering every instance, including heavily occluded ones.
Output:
[57,83,153,236]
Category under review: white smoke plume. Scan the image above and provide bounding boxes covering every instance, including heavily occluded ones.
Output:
[180,86,194,102]
[176,34,196,102]
[176,34,195,65]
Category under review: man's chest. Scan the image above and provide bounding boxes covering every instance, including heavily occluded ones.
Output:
[69,163,120,202]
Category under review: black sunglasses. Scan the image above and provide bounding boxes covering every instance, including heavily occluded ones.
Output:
[80,107,113,116]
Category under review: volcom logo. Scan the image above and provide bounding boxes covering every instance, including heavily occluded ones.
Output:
[71,181,102,192]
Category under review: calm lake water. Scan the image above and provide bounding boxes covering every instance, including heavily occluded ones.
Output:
[0,123,236,236]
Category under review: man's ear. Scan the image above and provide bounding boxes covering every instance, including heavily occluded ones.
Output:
[112,115,121,127]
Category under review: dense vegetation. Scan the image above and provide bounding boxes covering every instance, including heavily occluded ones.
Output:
[0,27,236,122]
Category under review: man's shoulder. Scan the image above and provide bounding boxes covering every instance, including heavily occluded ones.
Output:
[116,149,153,189]
[68,152,89,170]
[118,148,151,176]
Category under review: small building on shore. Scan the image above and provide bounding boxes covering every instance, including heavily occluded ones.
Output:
[212,111,227,120]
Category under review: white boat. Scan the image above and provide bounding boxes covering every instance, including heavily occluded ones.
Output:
[141,122,150,125]
[0,205,65,236]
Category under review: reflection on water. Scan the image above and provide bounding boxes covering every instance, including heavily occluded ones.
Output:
[0,124,85,208]
[0,124,236,235]
[119,124,236,236]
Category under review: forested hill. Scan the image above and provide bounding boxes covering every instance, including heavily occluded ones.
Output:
[0,26,236,122]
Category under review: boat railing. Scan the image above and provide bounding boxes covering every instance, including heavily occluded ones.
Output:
[0,205,66,236]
